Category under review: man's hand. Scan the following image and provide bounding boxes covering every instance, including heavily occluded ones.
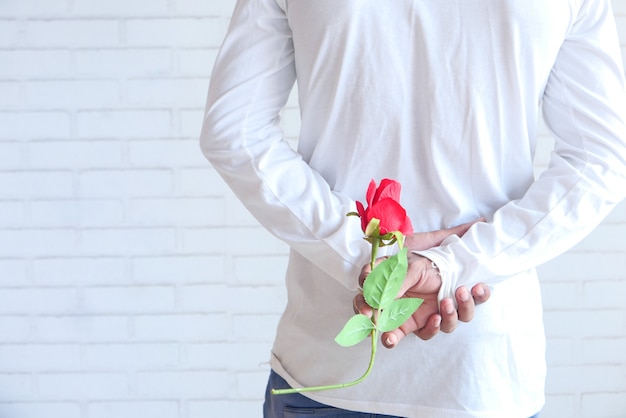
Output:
[353,220,491,347]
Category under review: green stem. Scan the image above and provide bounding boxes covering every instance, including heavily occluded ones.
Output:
[271,328,378,395]
[370,237,379,271]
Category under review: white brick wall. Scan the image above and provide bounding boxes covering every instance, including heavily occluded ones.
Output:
[0,1,625,417]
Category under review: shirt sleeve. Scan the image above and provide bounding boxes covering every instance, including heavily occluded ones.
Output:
[417,0,626,298]
[199,0,368,289]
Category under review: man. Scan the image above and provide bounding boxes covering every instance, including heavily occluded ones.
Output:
[201,1,626,417]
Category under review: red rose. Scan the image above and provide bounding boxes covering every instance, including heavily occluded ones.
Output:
[355,179,413,237]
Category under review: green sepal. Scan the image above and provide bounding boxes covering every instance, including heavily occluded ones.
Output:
[377,298,424,332]
[335,314,376,347]
[362,248,408,310]
[364,218,380,237]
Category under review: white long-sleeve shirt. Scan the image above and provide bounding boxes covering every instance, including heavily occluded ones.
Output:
[201,1,626,417]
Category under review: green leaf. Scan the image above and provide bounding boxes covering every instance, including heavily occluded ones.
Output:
[335,314,375,347]
[377,298,424,332]
[362,248,408,310]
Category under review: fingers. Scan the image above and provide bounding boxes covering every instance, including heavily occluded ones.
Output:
[454,284,490,322]
[455,286,474,323]
[382,285,490,348]
[352,293,372,318]
[439,297,459,332]
[471,283,491,305]
[382,311,443,347]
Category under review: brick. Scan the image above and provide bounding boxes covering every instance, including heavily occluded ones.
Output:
[181,227,288,256]
[231,314,281,343]
[184,342,270,370]
[179,285,228,313]
[0,345,81,372]
[38,372,128,399]
[127,78,208,108]
[78,169,173,197]
[23,20,119,47]
[33,257,127,285]
[0,288,78,314]
[173,0,232,15]
[177,168,230,197]
[0,259,27,284]
[135,370,230,398]
[0,21,21,48]
[0,112,71,140]
[178,48,218,76]
[537,253,626,281]
[77,110,173,139]
[132,255,225,284]
[0,317,33,343]
[128,139,207,167]
[133,314,228,342]
[81,343,179,370]
[35,316,129,342]
[71,0,168,16]
[129,197,225,226]
[584,280,626,309]
[81,228,176,255]
[188,400,260,418]
[30,199,124,227]
[0,171,73,198]
[81,286,176,314]
[23,81,120,109]
[0,0,68,17]
[232,255,290,286]
[224,195,263,226]
[75,49,171,76]
[540,281,580,310]
[581,338,626,365]
[179,109,204,137]
[0,229,77,257]
[0,142,24,169]
[0,82,20,108]
[545,338,579,366]
[0,403,81,418]
[544,310,625,338]
[125,18,224,47]
[0,50,71,78]
[87,401,179,418]
[0,374,33,401]
[0,200,24,227]
[546,365,625,394]
[582,392,626,417]
[236,370,268,399]
[223,286,286,315]
[541,394,576,418]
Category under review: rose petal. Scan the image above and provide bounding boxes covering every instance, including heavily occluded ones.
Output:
[373,179,401,204]
[368,198,407,235]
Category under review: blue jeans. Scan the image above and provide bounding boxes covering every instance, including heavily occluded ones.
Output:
[264,370,541,418]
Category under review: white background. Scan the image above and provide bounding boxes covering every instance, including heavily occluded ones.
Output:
[0,0,625,417]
